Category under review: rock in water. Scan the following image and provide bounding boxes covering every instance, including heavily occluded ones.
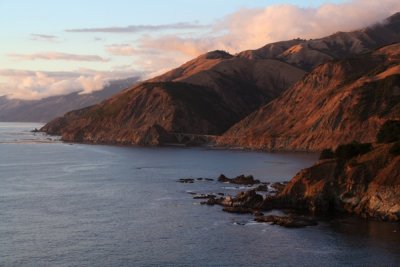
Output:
[206,189,264,214]
[255,215,318,228]
[177,178,195,183]
[218,174,260,185]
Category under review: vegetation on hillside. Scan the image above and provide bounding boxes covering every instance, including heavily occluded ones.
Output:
[390,141,400,155]
[319,142,372,160]
[377,120,400,143]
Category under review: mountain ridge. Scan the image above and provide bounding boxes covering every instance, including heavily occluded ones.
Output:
[41,13,400,147]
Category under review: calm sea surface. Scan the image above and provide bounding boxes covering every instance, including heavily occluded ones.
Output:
[0,122,399,267]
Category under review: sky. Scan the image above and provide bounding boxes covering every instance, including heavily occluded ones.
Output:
[0,0,399,100]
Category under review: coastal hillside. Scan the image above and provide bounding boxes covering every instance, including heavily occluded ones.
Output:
[41,51,305,144]
[151,50,306,117]
[41,13,400,145]
[219,44,400,151]
[42,82,243,144]
[0,77,139,122]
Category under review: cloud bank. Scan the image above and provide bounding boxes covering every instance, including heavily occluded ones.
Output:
[133,0,400,60]
[0,68,143,100]
[212,0,400,53]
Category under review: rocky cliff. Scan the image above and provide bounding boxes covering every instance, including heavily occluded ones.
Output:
[219,44,400,151]
[271,143,400,221]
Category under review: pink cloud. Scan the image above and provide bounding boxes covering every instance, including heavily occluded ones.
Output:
[106,44,137,56]
[134,0,400,57]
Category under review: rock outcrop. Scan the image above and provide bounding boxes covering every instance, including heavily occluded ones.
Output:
[196,142,399,223]
[217,174,260,185]
[270,144,400,221]
[207,189,264,214]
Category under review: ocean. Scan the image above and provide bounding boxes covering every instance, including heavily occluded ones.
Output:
[0,122,399,266]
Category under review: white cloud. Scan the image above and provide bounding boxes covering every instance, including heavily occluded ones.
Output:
[77,74,106,94]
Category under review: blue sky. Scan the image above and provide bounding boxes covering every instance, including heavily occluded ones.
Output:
[0,0,345,70]
[0,1,343,29]
[0,0,397,99]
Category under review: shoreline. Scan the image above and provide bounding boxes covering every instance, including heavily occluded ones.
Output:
[38,129,321,154]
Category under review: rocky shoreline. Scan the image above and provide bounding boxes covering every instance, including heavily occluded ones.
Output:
[180,142,400,227]
[179,174,320,228]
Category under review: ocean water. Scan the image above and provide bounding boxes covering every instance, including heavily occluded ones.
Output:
[0,122,399,267]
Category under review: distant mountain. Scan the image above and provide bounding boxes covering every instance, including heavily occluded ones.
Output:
[219,43,400,151]
[0,77,139,123]
[42,13,400,146]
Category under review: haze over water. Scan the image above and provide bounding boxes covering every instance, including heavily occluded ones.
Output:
[1,123,399,266]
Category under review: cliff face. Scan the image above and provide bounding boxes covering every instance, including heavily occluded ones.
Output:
[273,144,400,221]
[219,44,400,151]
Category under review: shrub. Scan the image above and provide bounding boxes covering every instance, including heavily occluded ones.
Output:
[335,141,373,160]
[319,148,335,160]
[348,158,359,167]
[389,142,400,156]
[376,120,400,143]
